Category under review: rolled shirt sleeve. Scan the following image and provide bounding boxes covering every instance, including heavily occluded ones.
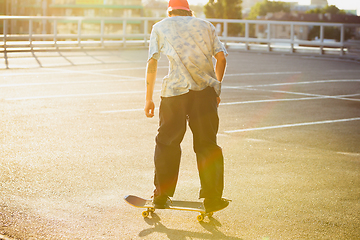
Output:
[211,24,228,58]
[148,29,161,61]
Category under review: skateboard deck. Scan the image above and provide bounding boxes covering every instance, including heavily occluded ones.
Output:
[124,195,217,221]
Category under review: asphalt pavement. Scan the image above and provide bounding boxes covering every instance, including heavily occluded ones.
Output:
[0,49,359,239]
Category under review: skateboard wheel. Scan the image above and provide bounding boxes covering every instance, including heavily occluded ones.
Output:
[148,208,155,213]
[207,212,213,217]
[142,211,149,218]
[197,214,204,222]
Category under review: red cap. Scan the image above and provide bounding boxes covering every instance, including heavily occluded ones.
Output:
[168,0,190,11]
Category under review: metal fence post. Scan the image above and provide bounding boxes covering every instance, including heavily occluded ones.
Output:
[29,19,33,51]
[3,19,8,68]
[101,19,105,48]
[340,24,345,56]
[3,20,7,52]
[320,24,324,55]
[78,19,82,48]
[123,19,127,48]
[144,19,148,47]
[223,20,228,47]
[245,21,249,51]
[290,23,294,53]
[54,19,58,49]
[267,22,271,52]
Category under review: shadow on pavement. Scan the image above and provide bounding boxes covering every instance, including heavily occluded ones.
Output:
[139,213,243,240]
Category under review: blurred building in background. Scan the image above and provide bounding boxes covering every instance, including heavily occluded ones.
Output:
[1,0,144,35]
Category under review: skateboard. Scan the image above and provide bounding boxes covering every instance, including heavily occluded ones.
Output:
[124,195,223,222]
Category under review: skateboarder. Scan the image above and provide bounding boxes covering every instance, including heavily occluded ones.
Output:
[144,0,228,213]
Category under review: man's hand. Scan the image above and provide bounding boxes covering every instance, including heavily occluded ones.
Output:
[145,100,155,118]
[217,97,221,107]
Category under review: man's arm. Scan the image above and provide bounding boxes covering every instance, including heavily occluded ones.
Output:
[215,51,227,83]
[144,58,158,118]
[214,51,227,106]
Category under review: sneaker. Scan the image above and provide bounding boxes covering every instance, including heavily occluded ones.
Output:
[152,194,169,209]
[204,198,230,213]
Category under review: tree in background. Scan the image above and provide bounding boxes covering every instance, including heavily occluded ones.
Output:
[305,5,346,15]
[204,0,242,36]
[246,0,291,37]
[247,0,291,20]
[247,0,290,37]
[306,5,351,41]
[204,0,223,19]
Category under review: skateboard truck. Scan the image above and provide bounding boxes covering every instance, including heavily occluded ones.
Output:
[142,207,155,218]
[141,206,213,222]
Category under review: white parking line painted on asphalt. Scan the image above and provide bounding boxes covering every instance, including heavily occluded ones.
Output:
[88,66,169,72]
[0,77,168,88]
[223,79,360,103]
[223,79,360,89]
[330,70,360,73]
[0,79,138,88]
[242,88,360,102]
[0,66,169,77]
[337,152,360,157]
[101,108,144,113]
[1,71,66,77]
[5,90,160,101]
[224,117,360,133]
[0,68,140,79]
[100,93,359,114]
[226,71,302,77]
[0,70,140,81]
[302,56,360,63]
[220,94,360,105]
[45,68,142,79]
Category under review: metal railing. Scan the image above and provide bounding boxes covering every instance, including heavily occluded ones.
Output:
[1,16,360,56]
[214,19,360,56]
[0,16,159,51]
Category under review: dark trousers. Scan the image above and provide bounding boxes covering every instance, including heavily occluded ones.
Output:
[154,87,224,199]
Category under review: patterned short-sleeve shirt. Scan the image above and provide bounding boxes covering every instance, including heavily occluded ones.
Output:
[148,16,228,97]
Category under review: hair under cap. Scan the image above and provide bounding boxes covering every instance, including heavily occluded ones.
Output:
[168,0,190,11]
